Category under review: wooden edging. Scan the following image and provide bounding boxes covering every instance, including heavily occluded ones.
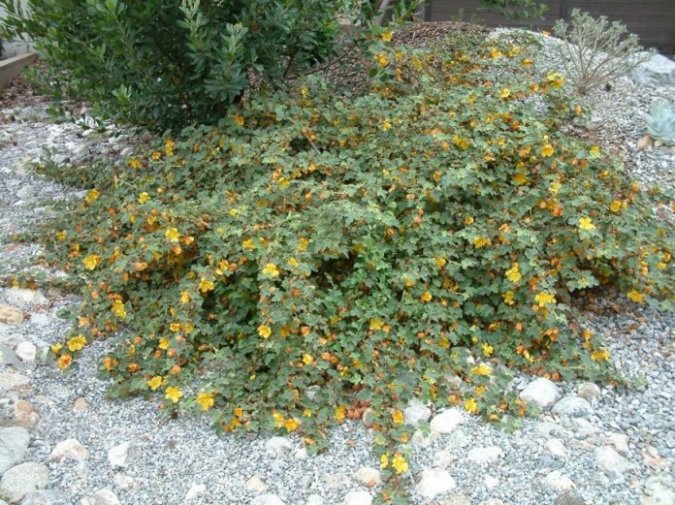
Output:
[0,52,38,89]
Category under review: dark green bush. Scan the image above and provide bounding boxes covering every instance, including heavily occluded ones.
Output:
[0,0,342,131]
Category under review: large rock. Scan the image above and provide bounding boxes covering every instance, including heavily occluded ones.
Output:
[107,442,130,469]
[519,378,560,409]
[641,474,675,505]
[552,396,593,417]
[0,305,23,325]
[576,383,601,401]
[0,345,20,368]
[546,438,567,459]
[595,446,630,477]
[12,400,39,429]
[184,483,206,501]
[343,490,372,505]
[0,427,30,474]
[0,462,49,503]
[543,471,575,492]
[14,342,36,363]
[354,467,381,487]
[466,446,503,465]
[0,289,48,311]
[245,476,268,493]
[0,371,30,393]
[404,399,431,426]
[632,53,675,86]
[415,468,456,499]
[50,439,88,462]
[429,409,465,434]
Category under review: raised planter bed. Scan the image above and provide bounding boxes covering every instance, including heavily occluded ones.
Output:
[0,52,38,89]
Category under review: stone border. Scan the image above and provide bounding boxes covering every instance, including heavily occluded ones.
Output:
[0,52,37,89]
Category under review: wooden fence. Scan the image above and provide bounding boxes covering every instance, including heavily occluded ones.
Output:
[424,0,675,54]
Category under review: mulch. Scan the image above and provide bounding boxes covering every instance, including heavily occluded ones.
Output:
[0,64,50,110]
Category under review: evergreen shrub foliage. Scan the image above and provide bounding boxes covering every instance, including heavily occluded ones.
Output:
[41,32,672,503]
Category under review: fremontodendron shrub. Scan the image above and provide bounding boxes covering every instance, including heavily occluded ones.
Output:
[553,9,653,95]
[0,0,342,131]
[40,33,672,503]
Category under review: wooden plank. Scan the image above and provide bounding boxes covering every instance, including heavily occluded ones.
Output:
[0,52,37,89]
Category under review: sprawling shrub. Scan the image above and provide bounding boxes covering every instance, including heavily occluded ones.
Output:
[40,33,672,502]
[553,9,653,95]
[0,0,342,130]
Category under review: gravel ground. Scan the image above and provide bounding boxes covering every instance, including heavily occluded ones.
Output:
[0,29,673,505]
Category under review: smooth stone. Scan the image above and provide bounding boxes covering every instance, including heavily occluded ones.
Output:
[343,490,372,505]
[467,446,503,465]
[632,53,675,86]
[641,474,675,505]
[0,371,30,393]
[519,378,560,409]
[595,446,630,476]
[354,467,381,487]
[484,475,499,490]
[80,489,121,505]
[305,495,324,505]
[606,433,630,456]
[543,470,575,492]
[554,491,587,505]
[433,449,453,468]
[0,345,20,368]
[546,438,567,459]
[184,483,206,501]
[73,398,89,413]
[14,342,36,362]
[107,442,130,469]
[637,135,653,151]
[553,396,593,417]
[0,305,23,325]
[576,383,601,401]
[0,462,49,503]
[0,427,30,474]
[404,399,431,426]
[12,400,39,428]
[245,476,268,493]
[411,429,440,448]
[265,436,293,456]
[429,409,465,434]
[416,468,456,499]
[21,489,67,505]
[251,494,286,505]
[1,289,48,311]
[361,408,375,428]
[50,438,88,462]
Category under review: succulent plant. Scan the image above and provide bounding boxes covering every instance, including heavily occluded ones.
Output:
[646,100,675,147]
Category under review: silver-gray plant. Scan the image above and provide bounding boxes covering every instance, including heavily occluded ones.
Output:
[553,9,653,95]
[646,100,675,147]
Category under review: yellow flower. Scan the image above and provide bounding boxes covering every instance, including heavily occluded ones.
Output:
[258,324,272,339]
[242,238,256,250]
[129,158,142,169]
[421,291,432,302]
[549,181,562,194]
[609,200,622,213]
[298,237,310,251]
[505,263,521,283]
[381,118,392,131]
[55,230,68,241]
[170,322,182,332]
[380,453,390,469]
[464,397,478,414]
[302,353,314,365]
[58,353,72,369]
[138,192,151,204]
[521,58,533,66]
[546,72,565,88]
[67,334,87,352]
[111,300,127,319]
[335,406,346,423]
[474,236,491,248]
[369,318,384,331]
[391,410,404,425]
[287,257,299,268]
[589,145,601,157]
[381,30,393,42]
[151,151,162,161]
[271,411,285,428]
[535,291,556,307]
[541,144,554,157]
[471,363,492,376]
[627,290,645,303]
[500,88,511,99]
[84,189,100,204]
[196,391,215,411]
[502,290,515,305]
[490,47,502,59]
[482,342,494,356]
[375,52,389,68]
[591,348,610,361]
[284,418,300,432]
[165,139,175,156]
[180,290,191,304]
[165,386,183,403]
[391,453,409,474]
[199,277,215,293]
[513,172,528,185]
[147,376,163,391]
[158,337,170,350]
[233,114,245,127]
[435,256,447,268]
[165,227,181,243]
[578,216,596,231]
[262,263,280,278]
[82,254,101,271]
[50,343,63,354]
